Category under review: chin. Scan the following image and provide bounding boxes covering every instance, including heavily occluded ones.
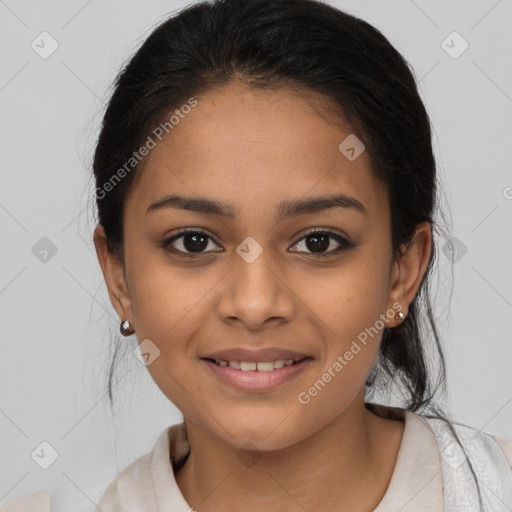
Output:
[213,414,304,452]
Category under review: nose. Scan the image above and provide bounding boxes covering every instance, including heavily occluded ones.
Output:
[216,243,295,331]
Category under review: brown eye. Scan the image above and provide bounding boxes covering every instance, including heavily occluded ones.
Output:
[163,229,221,257]
[290,229,353,257]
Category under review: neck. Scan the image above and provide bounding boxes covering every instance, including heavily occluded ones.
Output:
[175,400,405,512]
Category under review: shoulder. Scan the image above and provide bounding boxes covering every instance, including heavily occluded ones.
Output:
[95,422,189,510]
[94,444,156,510]
[423,414,512,466]
[420,413,512,493]
[0,450,155,512]
[420,413,512,462]
[491,434,512,468]
[415,412,512,509]
[0,491,51,512]
[0,425,178,512]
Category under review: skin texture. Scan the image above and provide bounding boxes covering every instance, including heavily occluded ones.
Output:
[94,80,432,511]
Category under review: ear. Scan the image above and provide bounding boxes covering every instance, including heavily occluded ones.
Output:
[387,222,432,326]
[93,225,134,327]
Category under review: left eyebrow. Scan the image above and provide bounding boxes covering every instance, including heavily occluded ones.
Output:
[276,194,368,219]
[145,193,368,221]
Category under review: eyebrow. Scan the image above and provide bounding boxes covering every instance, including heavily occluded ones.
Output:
[145,193,367,221]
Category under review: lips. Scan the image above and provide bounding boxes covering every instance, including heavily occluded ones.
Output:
[202,355,313,391]
[200,347,310,363]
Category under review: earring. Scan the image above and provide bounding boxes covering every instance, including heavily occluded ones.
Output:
[120,319,135,336]
[395,311,405,322]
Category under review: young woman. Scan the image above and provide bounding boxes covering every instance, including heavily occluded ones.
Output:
[2,0,511,510]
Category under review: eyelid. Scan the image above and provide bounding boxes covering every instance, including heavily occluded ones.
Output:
[295,226,349,241]
[162,226,352,257]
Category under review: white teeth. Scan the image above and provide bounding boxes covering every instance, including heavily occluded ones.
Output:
[214,358,302,370]
[256,361,274,372]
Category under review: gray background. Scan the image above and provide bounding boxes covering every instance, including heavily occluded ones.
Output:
[1,0,511,510]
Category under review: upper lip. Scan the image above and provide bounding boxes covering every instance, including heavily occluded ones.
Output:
[201,348,311,363]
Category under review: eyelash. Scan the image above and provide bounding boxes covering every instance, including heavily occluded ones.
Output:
[162,227,354,259]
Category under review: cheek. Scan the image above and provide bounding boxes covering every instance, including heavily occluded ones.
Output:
[295,252,391,338]
[125,255,212,408]
[127,245,217,342]
[292,254,389,404]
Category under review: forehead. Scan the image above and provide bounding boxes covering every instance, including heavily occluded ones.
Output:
[124,81,389,224]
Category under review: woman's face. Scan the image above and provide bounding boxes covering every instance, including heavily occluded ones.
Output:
[96,81,425,450]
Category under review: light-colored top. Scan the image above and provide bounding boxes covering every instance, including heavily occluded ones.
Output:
[2,404,512,511]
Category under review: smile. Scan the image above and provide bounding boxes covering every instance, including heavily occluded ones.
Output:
[206,358,302,371]
[201,356,313,391]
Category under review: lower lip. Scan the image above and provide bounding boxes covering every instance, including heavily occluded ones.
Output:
[201,358,313,391]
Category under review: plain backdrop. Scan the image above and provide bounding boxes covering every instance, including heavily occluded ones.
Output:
[1,0,511,510]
